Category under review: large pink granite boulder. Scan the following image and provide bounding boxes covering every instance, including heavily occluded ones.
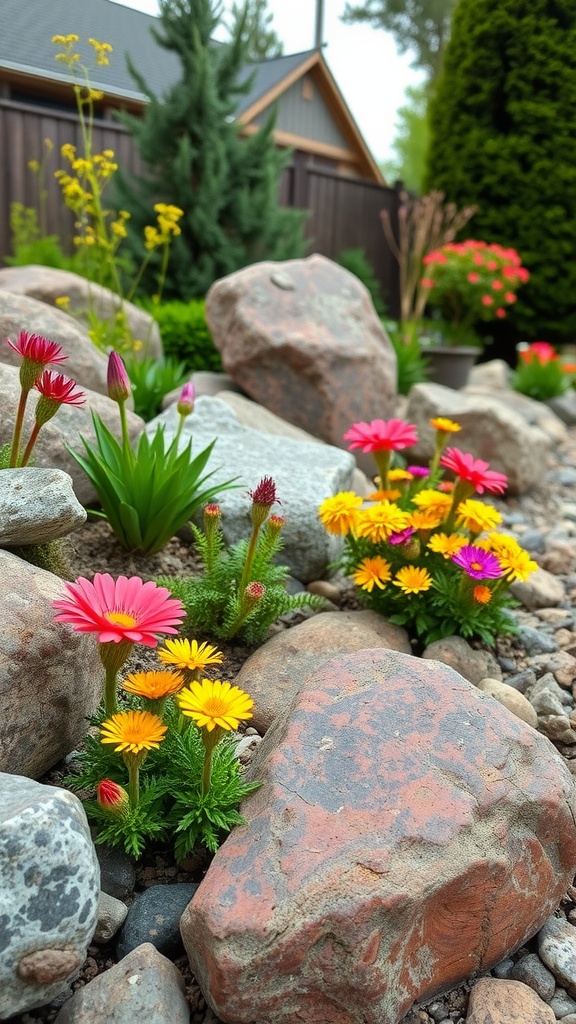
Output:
[181,650,576,1024]
[205,255,397,468]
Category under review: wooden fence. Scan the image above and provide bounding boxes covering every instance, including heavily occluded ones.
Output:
[0,97,400,316]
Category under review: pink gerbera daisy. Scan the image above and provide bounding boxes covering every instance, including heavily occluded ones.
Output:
[343,418,418,453]
[440,448,508,495]
[53,573,185,645]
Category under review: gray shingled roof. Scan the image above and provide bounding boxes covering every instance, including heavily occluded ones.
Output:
[0,0,315,112]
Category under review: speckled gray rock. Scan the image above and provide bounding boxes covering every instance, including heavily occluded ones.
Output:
[0,550,103,778]
[93,891,128,944]
[0,288,109,393]
[0,468,86,545]
[508,952,556,1002]
[539,915,576,996]
[146,395,357,582]
[550,987,576,1018]
[0,265,162,361]
[512,569,566,610]
[404,383,553,494]
[422,635,502,685]
[0,362,144,506]
[54,943,190,1024]
[0,775,100,1019]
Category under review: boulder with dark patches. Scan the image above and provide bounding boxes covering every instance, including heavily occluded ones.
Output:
[0,775,99,1019]
[181,650,576,1024]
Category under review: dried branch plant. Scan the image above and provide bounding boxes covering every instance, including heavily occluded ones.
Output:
[381,191,477,325]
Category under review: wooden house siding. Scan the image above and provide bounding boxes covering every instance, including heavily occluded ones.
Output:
[252,73,350,152]
[0,97,400,317]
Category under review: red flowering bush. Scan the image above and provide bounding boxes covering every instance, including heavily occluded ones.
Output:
[421,240,530,345]
[513,342,576,401]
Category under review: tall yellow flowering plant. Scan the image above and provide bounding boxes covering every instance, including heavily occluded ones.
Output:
[319,417,538,646]
[51,35,183,353]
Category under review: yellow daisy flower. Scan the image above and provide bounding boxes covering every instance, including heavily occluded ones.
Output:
[409,508,445,531]
[393,566,433,594]
[318,492,362,536]
[352,556,392,593]
[430,417,461,433]
[100,710,167,754]
[496,548,539,583]
[355,502,411,543]
[412,489,453,517]
[427,533,468,559]
[121,670,185,699]
[388,468,414,482]
[367,489,402,502]
[177,679,254,732]
[157,638,223,672]
[457,499,503,534]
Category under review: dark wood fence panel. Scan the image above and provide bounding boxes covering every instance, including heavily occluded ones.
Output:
[0,98,400,316]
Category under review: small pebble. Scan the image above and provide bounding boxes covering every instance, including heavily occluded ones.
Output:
[508,952,556,1001]
[116,882,199,960]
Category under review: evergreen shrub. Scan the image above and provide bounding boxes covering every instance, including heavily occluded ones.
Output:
[425,0,576,344]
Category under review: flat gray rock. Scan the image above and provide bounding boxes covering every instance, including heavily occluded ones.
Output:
[0,468,86,545]
[146,395,356,582]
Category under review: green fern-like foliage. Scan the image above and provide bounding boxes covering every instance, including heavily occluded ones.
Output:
[65,697,259,860]
[159,518,326,643]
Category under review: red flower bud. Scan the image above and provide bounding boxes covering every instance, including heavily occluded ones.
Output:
[96,779,130,817]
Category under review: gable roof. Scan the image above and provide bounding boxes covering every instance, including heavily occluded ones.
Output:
[0,0,383,180]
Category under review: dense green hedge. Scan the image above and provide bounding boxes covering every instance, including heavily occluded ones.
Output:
[146,299,223,372]
[425,0,576,344]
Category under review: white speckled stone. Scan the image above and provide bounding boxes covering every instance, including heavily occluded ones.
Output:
[0,774,100,1018]
[0,468,86,545]
[538,914,576,995]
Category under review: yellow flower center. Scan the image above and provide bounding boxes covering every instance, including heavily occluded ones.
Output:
[471,561,482,572]
[105,611,137,627]
[203,697,230,717]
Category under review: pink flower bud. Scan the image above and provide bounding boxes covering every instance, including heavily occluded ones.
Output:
[248,476,280,527]
[177,381,195,417]
[107,351,131,403]
[96,779,130,817]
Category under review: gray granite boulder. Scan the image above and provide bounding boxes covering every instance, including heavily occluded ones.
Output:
[146,395,357,582]
[0,468,86,546]
[54,943,189,1024]
[0,550,103,778]
[0,265,162,360]
[0,361,144,506]
[405,382,552,494]
[0,774,99,1018]
[0,289,109,394]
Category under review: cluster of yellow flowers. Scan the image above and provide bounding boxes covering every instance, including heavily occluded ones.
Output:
[144,204,184,250]
[52,35,112,70]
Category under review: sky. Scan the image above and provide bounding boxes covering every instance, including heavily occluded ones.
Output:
[112,0,424,162]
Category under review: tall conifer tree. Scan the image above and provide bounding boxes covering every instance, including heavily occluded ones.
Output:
[115,0,305,299]
[426,0,576,344]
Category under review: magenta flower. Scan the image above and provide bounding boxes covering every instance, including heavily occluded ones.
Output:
[407,466,430,478]
[7,330,67,369]
[388,526,416,545]
[440,448,508,495]
[53,573,185,646]
[34,370,85,408]
[177,381,195,416]
[451,545,503,580]
[344,419,418,453]
[107,351,131,403]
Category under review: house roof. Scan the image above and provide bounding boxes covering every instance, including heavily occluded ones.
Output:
[0,0,383,180]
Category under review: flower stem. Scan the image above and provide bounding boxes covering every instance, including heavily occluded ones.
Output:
[9,389,30,467]
[373,450,391,492]
[19,421,42,468]
[126,761,140,806]
[201,746,213,796]
[238,523,260,593]
[104,665,119,716]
